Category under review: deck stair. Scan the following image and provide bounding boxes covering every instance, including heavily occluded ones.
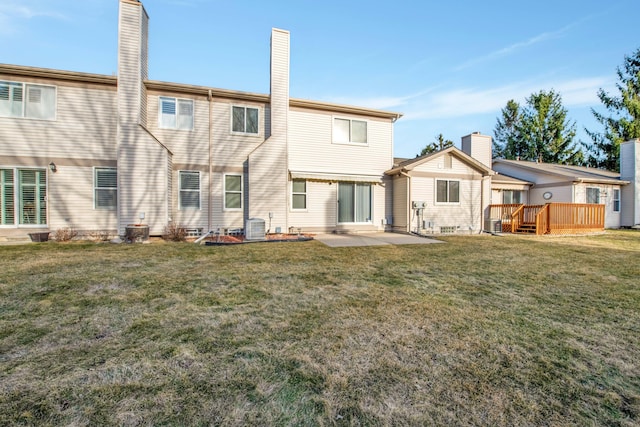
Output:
[515,222,538,234]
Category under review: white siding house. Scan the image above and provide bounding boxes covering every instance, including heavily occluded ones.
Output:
[386,143,493,234]
[492,159,628,229]
[0,0,400,240]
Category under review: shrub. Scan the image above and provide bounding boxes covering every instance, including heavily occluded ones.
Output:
[53,227,78,242]
[163,223,187,242]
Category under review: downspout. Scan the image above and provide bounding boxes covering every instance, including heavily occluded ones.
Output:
[479,175,485,234]
[401,170,411,233]
[208,89,213,232]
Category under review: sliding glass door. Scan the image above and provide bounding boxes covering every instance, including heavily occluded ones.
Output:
[338,182,371,223]
[0,169,47,226]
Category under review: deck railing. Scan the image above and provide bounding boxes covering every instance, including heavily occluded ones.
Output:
[488,204,522,232]
[489,203,605,235]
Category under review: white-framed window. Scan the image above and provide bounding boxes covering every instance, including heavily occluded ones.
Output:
[179,171,200,209]
[224,174,242,210]
[1,169,15,225]
[292,179,307,210]
[338,182,371,223]
[436,180,460,203]
[333,117,367,144]
[231,105,259,134]
[613,189,620,212]
[586,187,600,204]
[0,80,56,120]
[159,96,194,130]
[94,168,117,210]
[502,190,522,204]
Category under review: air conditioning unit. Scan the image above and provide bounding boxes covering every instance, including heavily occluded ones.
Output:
[245,218,266,241]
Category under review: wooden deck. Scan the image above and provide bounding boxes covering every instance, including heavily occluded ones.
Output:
[488,203,605,235]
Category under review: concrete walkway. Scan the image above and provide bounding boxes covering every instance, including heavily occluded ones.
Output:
[314,232,444,248]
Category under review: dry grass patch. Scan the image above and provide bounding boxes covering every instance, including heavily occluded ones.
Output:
[0,231,639,425]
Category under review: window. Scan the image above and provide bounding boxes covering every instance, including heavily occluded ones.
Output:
[1,169,15,225]
[334,118,367,144]
[159,97,193,130]
[94,168,117,209]
[232,106,259,134]
[502,190,522,204]
[292,179,306,210]
[224,174,242,210]
[0,81,56,120]
[586,187,600,204]
[613,189,620,212]
[338,182,371,223]
[179,171,200,209]
[436,180,460,203]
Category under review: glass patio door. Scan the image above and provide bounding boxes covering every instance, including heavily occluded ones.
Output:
[18,169,47,225]
[338,182,371,223]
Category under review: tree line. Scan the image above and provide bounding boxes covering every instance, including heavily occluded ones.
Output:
[418,47,640,172]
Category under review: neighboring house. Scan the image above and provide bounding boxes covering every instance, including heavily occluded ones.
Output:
[0,0,401,239]
[385,134,494,234]
[492,158,629,229]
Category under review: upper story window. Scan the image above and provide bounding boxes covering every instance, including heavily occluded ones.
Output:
[159,96,193,130]
[94,168,117,210]
[333,118,367,144]
[0,80,56,120]
[436,180,460,204]
[232,106,259,134]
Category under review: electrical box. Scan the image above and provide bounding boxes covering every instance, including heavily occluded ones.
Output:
[412,201,426,209]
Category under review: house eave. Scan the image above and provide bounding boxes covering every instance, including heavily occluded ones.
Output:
[0,63,117,86]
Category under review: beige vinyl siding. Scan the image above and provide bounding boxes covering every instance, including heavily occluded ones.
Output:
[528,185,572,205]
[411,177,483,232]
[172,169,208,230]
[146,92,210,162]
[212,102,265,166]
[288,180,336,231]
[288,109,393,176]
[248,28,289,232]
[0,82,117,160]
[117,129,169,235]
[391,175,408,232]
[620,140,639,226]
[48,166,117,231]
[409,155,485,233]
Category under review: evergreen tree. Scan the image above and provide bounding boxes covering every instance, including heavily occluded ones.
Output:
[493,100,526,159]
[494,91,582,164]
[584,47,640,171]
[418,133,454,156]
[519,90,581,164]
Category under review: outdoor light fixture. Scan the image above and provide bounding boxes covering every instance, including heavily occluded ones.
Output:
[49,162,57,172]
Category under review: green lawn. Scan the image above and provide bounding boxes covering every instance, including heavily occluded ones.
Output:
[1,231,639,426]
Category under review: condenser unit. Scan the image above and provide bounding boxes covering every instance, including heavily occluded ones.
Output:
[245,218,266,241]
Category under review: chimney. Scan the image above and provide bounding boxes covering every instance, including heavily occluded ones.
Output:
[620,139,640,226]
[117,0,149,126]
[461,132,492,169]
[270,28,290,138]
[247,29,290,232]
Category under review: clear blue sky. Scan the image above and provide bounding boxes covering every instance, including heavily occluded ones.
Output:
[2,0,638,158]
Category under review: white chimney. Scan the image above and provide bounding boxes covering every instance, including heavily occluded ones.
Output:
[461,132,492,169]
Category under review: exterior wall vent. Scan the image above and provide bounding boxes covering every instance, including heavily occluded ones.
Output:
[245,218,266,241]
